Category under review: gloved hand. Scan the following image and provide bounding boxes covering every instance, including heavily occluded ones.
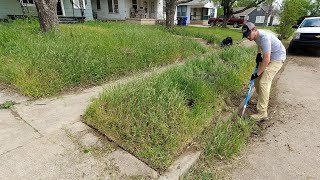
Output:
[256,53,263,64]
[251,73,259,81]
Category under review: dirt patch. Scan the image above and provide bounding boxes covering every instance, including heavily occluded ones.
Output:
[225,54,320,179]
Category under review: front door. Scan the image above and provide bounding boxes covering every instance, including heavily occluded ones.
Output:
[57,0,63,15]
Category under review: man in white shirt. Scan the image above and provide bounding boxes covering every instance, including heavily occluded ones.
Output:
[242,22,286,121]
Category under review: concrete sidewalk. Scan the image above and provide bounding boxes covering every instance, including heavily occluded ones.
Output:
[0,83,158,179]
[0,62,202,179]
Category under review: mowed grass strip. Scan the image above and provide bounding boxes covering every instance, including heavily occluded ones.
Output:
[167,26,242,44]
[0,20,205,98]
[84,46,256,172]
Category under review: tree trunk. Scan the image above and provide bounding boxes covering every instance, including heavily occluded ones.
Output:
[34,0,59,32]
[165,0,177,28]
[264,3,274,26]
[222,0,231,28]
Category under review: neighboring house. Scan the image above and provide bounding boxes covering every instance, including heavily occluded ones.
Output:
[234,6,279,26]
[91,0,164,24]
[176,0,217,25]
[0,0,165,25]
[0,0,93,21]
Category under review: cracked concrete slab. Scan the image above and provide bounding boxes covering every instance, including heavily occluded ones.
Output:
[14,86,102,135]
[0,109,41,155]
[106,149,159,179]
[0,87,28,105]
[0,134,116,180]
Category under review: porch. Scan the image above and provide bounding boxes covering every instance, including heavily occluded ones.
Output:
[1,0,93,22]
[126,18,164,25]
[177,0,216,25]
[189,7,211,25]
[91,0,164,22]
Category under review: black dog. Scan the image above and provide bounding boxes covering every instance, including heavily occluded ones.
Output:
[220,37,233,47]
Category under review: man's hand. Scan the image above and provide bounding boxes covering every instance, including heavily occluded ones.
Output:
[256,53,262,64]
[251,73,259,81]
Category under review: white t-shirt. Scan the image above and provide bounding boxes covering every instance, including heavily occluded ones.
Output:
[255,30,286,61]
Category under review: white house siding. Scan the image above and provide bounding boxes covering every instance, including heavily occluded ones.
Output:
[0,0,93,20]
[0,1,37,19]
[62,0,94,20]
[91,0,163,20]
[91,0,126,20]
[156,0,163,19]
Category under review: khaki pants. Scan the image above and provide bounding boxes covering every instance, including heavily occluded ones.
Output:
[254,60,284,114]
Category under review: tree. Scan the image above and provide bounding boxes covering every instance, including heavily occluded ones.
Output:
[278,0,310,39]
[213,0,266,28]
[34,0,59,32]
[165,0,192,28]
[310,0,320,16]
[262,0,276,26]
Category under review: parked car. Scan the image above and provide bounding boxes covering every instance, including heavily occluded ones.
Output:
[288,17,320,54]
[208,15,245,28]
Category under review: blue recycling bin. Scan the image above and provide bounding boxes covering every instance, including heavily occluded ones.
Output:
[182,16,187,26]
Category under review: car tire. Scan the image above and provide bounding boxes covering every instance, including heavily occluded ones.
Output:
[217,21,223,27]
[210,22,215,26]
[288,42,296,55]
[233,22,239,28]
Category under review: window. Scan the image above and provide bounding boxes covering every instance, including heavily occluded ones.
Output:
[301,19,320,27]
[151,1,155,13]
[73,0,86,9]
[20,0,35,6]
[132,0,137,10]
[97,0,101,10]
[255,16,265,23]
[177,5,187,17]
[108,0,119,13]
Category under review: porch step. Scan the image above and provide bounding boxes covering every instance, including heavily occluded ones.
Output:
[58,16,86,23]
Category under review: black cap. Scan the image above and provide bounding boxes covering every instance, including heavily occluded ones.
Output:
[242,22,255,38]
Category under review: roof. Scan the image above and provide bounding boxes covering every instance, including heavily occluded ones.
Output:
[179,0,216,8]
[233,7,256,16]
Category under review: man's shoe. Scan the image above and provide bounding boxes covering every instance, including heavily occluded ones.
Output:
[250,111,268,121]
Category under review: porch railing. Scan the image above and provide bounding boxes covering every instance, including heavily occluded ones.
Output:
[190,15,210,21]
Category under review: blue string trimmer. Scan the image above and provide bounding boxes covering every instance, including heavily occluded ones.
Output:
[241,63,259,117]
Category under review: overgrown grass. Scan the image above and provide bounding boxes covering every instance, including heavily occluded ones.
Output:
[0,101,15,109]
[0,20,205,98]
[184,115,257,179]
[167,26,242,44]
[84,46,256,172]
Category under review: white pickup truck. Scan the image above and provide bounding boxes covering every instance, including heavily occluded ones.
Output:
[288,17,320,54]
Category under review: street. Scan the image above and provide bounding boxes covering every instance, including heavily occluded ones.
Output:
[229,54,320,179]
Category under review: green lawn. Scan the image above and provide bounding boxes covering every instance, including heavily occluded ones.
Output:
[84,46,256,172]
[0,20,205,98]
[168,26,243,44]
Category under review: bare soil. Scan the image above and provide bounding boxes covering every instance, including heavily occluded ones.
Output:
[226,54,320,179]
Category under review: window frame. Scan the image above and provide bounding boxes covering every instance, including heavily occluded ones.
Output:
[20,0,35,7]
[73,0,87,9]
[177,5,187,17]
[255,16,265,23]
[108,0,119,13]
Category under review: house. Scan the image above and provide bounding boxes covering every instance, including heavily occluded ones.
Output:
[175,0,218,25]
[0,0,93,22]
[0,0,165,25]
[91,0,164,24]
[233,6,280,26]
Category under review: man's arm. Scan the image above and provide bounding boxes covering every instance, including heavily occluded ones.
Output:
[257,51,271,76]
[258,47,262,53]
